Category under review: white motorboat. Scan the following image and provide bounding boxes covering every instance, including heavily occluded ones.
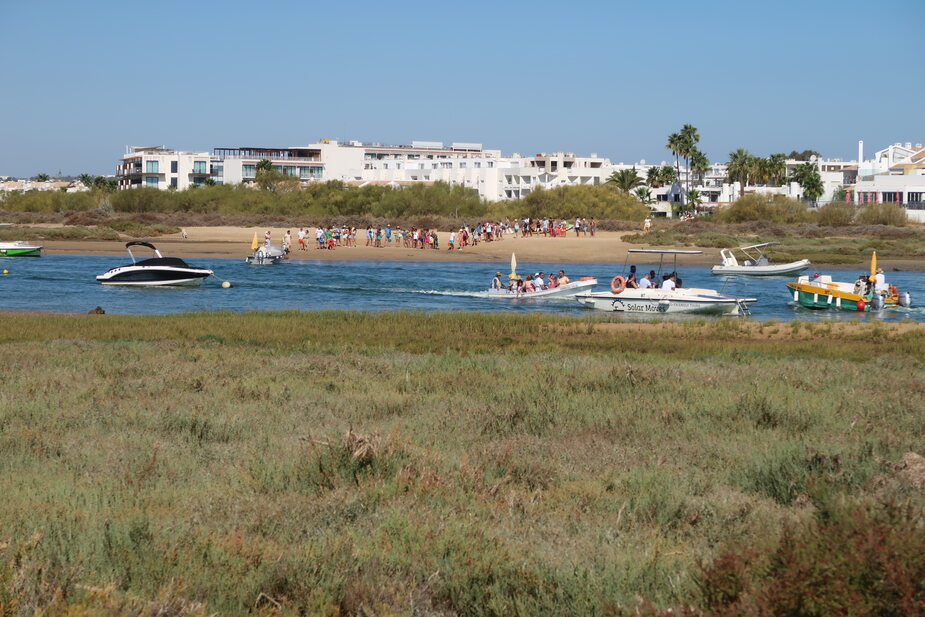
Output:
[476,252,597,299]
[96,241,213,286]
[477,278,597,299]
[246,245,287,265]
[575,249,757,315]
[245,232,287,265]
[711,243,810,276]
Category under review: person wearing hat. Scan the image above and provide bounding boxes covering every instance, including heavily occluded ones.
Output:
[490,271,503,290]
[874,268,887,294]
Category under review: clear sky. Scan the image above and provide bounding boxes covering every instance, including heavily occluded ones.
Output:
[1,0,922,177]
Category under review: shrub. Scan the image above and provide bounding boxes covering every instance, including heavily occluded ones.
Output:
[696,500,925,616]
[715,194,812,224]
[856,202,908,227]
[815,201,855,227]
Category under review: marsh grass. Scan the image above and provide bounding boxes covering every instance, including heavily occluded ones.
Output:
[0,312,923,615]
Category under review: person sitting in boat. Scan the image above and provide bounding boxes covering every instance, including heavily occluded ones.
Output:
[547,274,558,289]
[524,274,536,292]
[661,273,677,291]
[490,272,503,290]
[638,272,653,289]
[854,274,868,296]
[515,278,525,294]
[625,272,639,289]
[534,272,546,290]
[558,270,570,285]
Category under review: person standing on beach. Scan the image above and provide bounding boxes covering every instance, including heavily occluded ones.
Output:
[264,230,271,248]
[385,224,392,246]
[448,230,455,251]
[298,228,306,250]
[644,217,652,232]
[283,230,292,254]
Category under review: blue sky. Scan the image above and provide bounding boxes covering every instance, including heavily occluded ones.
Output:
[1,0,922,177]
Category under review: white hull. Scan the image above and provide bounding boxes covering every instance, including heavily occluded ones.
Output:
[478,279,597,299]
[712,259,810,277]
[575,288,755,315]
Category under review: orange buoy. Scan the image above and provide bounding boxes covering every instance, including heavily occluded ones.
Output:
[610,275,626,294]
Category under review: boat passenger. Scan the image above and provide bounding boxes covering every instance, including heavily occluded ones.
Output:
[548,275,558,289]
[874,268,887,294]
[625,272,639,289]
[491,272,503,289]
[524,275,536,292]
[639,272,652,289]
[535,272,546,290]
[558,270,570,285]
[854,274,867,296]
[661,273,677,291]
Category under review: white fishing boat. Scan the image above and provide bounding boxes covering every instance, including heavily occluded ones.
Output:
[476,252,597,299]
[711,243,810,276]
[575,249,756,315]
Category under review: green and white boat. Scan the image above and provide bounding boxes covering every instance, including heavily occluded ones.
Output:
[0,241,43,257]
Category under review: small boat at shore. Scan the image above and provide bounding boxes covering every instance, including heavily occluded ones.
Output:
[96,241,213,286]
[712,243,810,276]
[0,241,43,257]
[245,232,287,265]
[575,249,757,315]
[786,252,911,311]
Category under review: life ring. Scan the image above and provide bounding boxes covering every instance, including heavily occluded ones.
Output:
[610,275,626,294]
[888,284,898,298]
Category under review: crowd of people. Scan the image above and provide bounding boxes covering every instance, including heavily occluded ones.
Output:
[262,217,600,255]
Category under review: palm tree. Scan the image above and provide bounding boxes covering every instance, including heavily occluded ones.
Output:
[689,148,710,186]
[726,148,753,195]
[646,166,662,188]
[790,162,824,205]
[766,153,787,186]
[255,159,274,172]
[34,173,50,182]
[659,165,677,187]
[687,188,703,214]
[607,167,642,192]
[679,124,700,198]
[666,132,683,203]
[633,186,654,205]
[78,173,93,188]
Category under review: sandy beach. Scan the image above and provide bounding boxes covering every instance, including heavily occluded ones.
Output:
[38,226,925,271]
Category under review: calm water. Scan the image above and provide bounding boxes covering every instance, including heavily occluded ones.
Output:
[1,254,923,322]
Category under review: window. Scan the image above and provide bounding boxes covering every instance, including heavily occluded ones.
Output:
[460,162,467,168]
[170,161,177,173]
[170,178,177,188]
[145,176,159,188]
[146,160,159,173]
[193,161,207,174]
[242,164,256,177]
[908,192,923,203]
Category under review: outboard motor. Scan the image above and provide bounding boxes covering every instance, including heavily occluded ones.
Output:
[872,294,884,311]
[900,292,912,308]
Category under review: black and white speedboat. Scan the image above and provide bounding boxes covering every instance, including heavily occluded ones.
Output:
[96,241,213,286]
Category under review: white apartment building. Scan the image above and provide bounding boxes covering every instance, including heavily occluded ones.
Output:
[846,141,925,222]
[117,146,217,190]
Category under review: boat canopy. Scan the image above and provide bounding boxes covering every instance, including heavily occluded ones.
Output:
[735,242,778,251]
[125,241,158,251]
[628,249,703,254]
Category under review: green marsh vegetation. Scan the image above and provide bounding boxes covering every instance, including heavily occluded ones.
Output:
[1,312,924,615]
